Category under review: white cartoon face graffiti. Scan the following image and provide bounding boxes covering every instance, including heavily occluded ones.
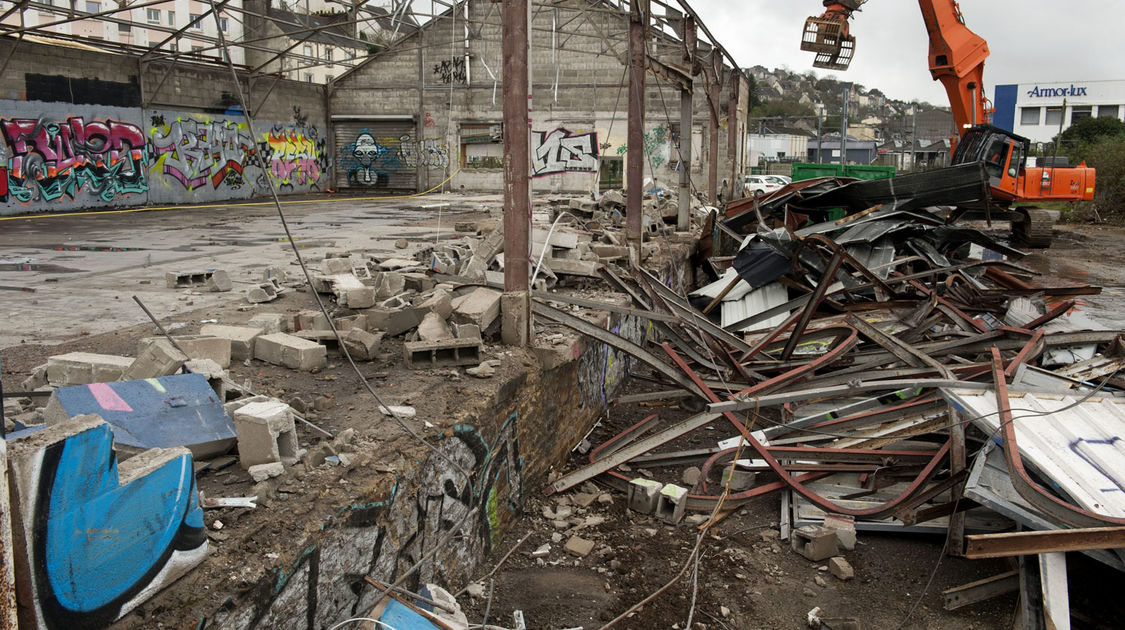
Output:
[352,132,388,183]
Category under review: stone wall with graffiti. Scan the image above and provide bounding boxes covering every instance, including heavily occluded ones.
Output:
[0,100,329,215]
[334,122,451,191]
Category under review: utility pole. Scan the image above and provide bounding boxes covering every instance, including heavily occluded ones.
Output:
[840,83,848,166]
[816,112,822,163]
[500,0,530,347]
[627,0,648,262]
[677,15,696,232]
[910,107,917,170]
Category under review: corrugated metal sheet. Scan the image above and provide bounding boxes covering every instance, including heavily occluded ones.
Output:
[943,388,1125,519]
[334,119,417,191]
[722,282,789,333]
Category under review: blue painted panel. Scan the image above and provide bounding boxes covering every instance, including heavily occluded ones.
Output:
[993,84,1019,132]
[52,373,234,453]
[380,599,441,630]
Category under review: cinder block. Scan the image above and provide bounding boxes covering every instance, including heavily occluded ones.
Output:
[822,513,857,551]
[122,339,188,380]
[656,483,688,524]
[254,333,328,371]
[331,274,376,308]
[341,329,384,361]
[375,271,406,298]
[333,314,368,331]
[791,525,839,561]
[248,313,286,335]
[247,282,279,303]
[200,324,262,361]
[232,400,299,468]
[139,336,230,369]
[290,310,331,332]
[204,269,232,292]
[165,269,222,289]
[403,338,482,369]
[46,352,134,386]
[402,272,434,293]
[452,287,502,330]
[627,478,664,514]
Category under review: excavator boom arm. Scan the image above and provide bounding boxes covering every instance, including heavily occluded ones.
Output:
[918,0,992,130]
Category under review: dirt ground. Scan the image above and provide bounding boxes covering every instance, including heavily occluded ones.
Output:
[3,207,1125,629]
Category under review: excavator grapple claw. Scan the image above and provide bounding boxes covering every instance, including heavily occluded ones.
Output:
[801,16,855,70]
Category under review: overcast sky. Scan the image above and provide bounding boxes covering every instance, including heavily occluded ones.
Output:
[687,0,1119,106]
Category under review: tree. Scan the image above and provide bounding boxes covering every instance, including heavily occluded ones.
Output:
[1059,116,1125,148]
[1082,136,1125,219]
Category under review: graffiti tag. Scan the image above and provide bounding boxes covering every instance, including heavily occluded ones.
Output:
[433,57,467,84]
[398,136,449,168]
[150,118,255,190]
[531,127,599,177]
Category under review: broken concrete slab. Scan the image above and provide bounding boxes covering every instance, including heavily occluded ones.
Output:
[204,269,233,292]
[418,289,453,320]
[46,352,134,387]
[828,556,854,581]
[460,228,504,280]
[291,310,331,333]
[564,535,595,557]
[140,335,231,369]
[43,373,237,459]
[5,415,208,627]
[232,399,299,469]
[333,314,368,332]
[200,324,262,362]
[451,287,502,330]
[248,462,285,483]
[546,258,601,277]
[322,257,354,275]
[367,306,425,337]
[254,333,328,371]
[375,272,406,299]
[247,282,280,303]
[417,312,454,342]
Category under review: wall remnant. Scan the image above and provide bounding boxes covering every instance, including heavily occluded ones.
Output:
[6,415,207,629]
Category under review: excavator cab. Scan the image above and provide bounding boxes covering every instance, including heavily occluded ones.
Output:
[951,124,1028,197]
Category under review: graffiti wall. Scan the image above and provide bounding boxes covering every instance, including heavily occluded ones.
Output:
[334,121,449,190]
[209,414,523,629]
[0,100,329,214]
[6,416,208,628]
[531,127,599,177]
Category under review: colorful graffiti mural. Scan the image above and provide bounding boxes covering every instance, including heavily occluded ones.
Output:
[0,116,148,203]
[344,131,392,187]
[150,117,256,190]
[261,126,328,191]
[7,417,207,628]
[531,127,599,177]
[577,314,647,411]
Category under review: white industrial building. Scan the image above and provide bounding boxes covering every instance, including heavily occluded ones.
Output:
[994,79,1125,145]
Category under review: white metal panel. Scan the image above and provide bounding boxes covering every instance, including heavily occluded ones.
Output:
[943,388,1125,518]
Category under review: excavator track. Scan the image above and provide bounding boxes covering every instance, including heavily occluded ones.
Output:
[1011,208,1055,248]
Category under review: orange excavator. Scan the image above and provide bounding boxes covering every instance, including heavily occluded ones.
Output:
[801,0,1095,246]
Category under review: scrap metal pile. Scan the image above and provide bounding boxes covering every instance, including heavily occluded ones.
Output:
[534,169,1125,611]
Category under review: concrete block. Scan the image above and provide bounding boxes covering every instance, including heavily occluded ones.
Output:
[564,536,595,557]
[548,258,601,277]
[46,352,134,386]
[333,314,367,331]
[460,228,504,279]
[165,269,223,289]
[322,257,353,275]
[655,483,688,524]
[290,310,330,333]
[828,556,854,581]
[200,324,262,362]
[822,513,857,551]
[627,478,664,514]
[721,464,757,492]
[145,335,231,369]
[367,306,425,336]
[453,322,481,340]
[375,272,407,298]
[247,282,279,303]
[341,329,383,361]
[254,333,328,371]
[418,289,453,319]
[21,364,47,391]
[331,274,376,308]
[204,269,232,292]
[402,272,435,293]
[248,313,286,335]
[403,338,482,369]
[417,312,453,341]
[791,525,839,562]
[232,400,299,468]
[262,266,288,283]
[122,339,188,380]
[5,416,207,627]
[452,287,502,330]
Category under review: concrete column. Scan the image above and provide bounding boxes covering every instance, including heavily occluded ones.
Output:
[707,66,720,205]
[501,0,530,347]
[728,69,740,202]
[626,0,648,262]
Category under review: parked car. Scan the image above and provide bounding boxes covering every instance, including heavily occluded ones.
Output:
[743,175,784,196]
[763,175,792,186]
